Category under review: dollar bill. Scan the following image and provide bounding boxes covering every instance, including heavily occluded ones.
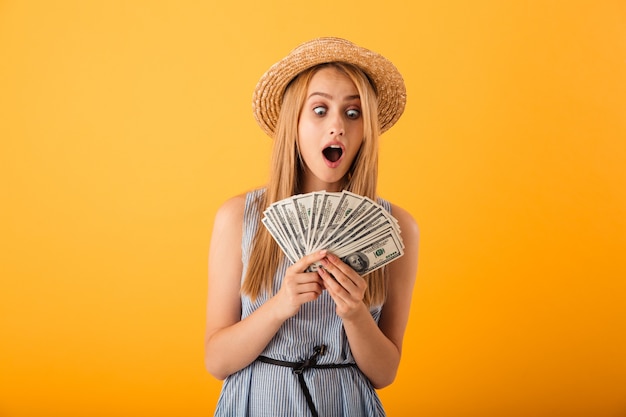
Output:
[276,199,307,258]
[291,193,316,252]
[261,190,404,275]
[336,231,404,275]
[313,191,365,250]
[262,216,298,264]
[308,192,341,251]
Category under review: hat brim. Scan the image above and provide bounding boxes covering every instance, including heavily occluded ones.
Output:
[252,37,406,138]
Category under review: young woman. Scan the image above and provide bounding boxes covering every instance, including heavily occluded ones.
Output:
[205,37,419,417]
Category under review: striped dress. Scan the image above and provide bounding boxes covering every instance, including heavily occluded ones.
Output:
[214,188,389,417]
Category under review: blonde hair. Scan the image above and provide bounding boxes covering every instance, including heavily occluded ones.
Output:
[242,62,388,306]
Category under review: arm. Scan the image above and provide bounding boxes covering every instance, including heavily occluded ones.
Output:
[204,195,328,380]
[318,203,419,388]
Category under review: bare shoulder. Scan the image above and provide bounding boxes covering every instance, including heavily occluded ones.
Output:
[386,201,419,284]
[213,193,247,227]
[207,192,249,314]
[382,204,420,284]
[208,192,248,272]
[206,193,250,345]
[389,203,420,241]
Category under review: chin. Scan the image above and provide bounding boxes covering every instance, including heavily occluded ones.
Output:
[320,176,348,189]
[304,165,349,189]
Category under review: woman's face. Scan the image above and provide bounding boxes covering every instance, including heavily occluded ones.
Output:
[297,66,364,192]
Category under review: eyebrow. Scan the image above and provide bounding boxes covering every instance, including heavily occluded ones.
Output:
[307,92,361,101]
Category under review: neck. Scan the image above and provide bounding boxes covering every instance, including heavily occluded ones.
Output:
[299,177,345,194]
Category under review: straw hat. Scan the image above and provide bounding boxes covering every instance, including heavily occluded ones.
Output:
[252,37,406,138]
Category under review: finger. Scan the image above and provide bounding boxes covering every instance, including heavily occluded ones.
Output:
[320,256,358,291]
[298,282,323,295]
[295,271,324,285]
[318,267,346,296]
[318,268,352,308]
[296,291,322,304]
[325,253,361,281]
[291,249,328,273]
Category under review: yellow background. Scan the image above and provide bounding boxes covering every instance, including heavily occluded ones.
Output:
[1,1,625,416]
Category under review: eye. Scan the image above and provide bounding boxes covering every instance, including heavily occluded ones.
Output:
[346,109,361,119]
[313,106,327,116]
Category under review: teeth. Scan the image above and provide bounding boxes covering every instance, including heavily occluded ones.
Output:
[323,145,343,163]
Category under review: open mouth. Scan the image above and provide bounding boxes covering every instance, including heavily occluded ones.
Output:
[322,145,343,163]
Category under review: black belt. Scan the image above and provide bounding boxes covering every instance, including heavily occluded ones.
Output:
[256,345,356,417]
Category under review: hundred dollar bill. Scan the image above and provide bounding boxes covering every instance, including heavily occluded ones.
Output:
[262,216,298,264]
[335,230,404,275]
[337,224,401,257]
[262,190,404,273]
[291,193,316,253]
[325,209,398,252]
[262,208,284,245]
[305,192,328,252]
[275,199,307,258]
[313,191,365,250]
[351,206,401,247]
[264,202,301,259]
[304,192,322,251]
[308,192,342,251]
[338,194,379,228]
[263,205,302,261]
[314,200,369,250]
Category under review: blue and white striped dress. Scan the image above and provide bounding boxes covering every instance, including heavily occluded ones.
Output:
[214,188,389,417]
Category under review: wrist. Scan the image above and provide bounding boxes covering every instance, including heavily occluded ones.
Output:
[265,291,293,323]
[339,301,370,325]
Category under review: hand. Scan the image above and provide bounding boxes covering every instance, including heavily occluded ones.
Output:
[273,250,327,320]
[317,253,368,320]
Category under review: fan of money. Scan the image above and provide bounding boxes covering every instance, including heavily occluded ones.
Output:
[262,190,404,275]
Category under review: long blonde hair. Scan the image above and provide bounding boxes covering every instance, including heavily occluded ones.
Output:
[242,62,388,306]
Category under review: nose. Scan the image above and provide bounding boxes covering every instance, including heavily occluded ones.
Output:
[328,112,345,136]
